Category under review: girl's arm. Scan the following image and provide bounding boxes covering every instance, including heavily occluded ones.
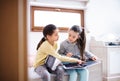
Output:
[41,41,80,63]
[85,50,97,60]
[58,42,73,57]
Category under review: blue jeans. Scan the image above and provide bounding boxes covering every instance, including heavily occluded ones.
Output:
[66,68,89,81]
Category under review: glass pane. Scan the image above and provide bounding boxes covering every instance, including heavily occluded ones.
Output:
[34,10,81,27]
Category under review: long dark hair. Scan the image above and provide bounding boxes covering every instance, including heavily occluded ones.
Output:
[70,25,86,61]
[36,24,57,50]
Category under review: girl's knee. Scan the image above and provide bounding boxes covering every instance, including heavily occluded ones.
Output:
[43,70,51,78]
[83,69,89,75]
[77,69,89,75]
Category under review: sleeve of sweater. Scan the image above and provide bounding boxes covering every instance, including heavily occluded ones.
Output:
[85,50,95,58]
[41,41,79,63]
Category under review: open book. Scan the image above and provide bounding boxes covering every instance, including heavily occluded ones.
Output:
[63,59,99,69]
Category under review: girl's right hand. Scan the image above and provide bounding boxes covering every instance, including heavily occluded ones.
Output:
[77,60,83,64]
[66,52,73,57]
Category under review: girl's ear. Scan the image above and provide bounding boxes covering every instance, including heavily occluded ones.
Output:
[46,35,51,40]
[46,35,49,40]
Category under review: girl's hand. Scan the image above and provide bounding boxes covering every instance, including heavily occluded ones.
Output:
[66,53,73,57]
[77,60,83,64]
[91,56,97,61]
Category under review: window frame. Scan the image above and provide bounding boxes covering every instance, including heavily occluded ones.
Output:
[31,6,84,32]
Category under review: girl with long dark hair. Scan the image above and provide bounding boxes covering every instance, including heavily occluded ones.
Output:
[58,25,97,81]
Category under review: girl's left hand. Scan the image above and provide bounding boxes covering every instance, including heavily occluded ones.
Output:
[91,56,97,61]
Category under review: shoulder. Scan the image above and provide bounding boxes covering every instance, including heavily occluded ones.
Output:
[59,40,70,49]
[40,41,52,48]
[41,41,49,46]
[60,39,69,45]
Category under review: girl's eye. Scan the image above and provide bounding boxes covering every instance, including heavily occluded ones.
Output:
[72,36,76,39]
[69,34,71,37]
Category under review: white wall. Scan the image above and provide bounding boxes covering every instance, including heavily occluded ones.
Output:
[85,0,120,41]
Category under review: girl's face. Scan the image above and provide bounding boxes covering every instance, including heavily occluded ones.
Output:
[68,30,79,43]
[47,29,59,42]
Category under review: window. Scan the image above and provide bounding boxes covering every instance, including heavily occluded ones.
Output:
[31,6,84,32]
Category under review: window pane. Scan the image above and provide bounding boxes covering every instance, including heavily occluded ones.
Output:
[34,10,81,27]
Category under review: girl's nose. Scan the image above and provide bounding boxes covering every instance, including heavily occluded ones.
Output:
[69,37,72,41]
